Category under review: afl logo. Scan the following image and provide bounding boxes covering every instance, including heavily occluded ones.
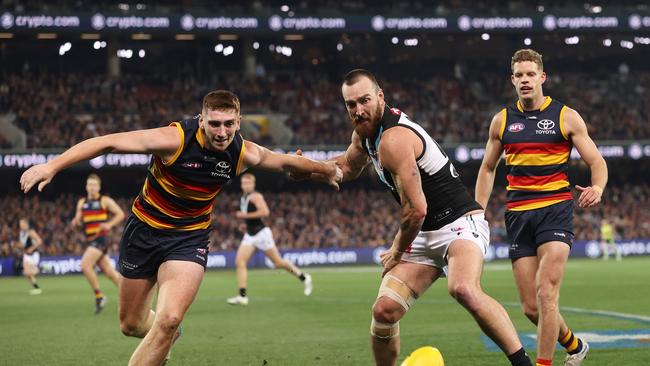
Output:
[214,161,231,174]
[508,123,525,133]
[537,119,555,130]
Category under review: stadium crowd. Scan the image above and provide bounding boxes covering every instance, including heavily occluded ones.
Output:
[1,70,649,148]
[2,183,648,258]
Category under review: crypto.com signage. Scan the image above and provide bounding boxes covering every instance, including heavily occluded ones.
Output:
[1,11,649,34]
[1,142,648,170]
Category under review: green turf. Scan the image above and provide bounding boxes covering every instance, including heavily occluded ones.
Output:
[1,257,649,365]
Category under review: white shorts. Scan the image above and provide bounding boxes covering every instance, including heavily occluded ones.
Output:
[401,213,489,275]
[241,227,276,251]
[23,252,40,267]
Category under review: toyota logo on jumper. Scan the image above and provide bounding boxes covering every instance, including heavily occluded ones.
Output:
[536,119,556,134]
[214,161,231,174]
[537,120,555,129]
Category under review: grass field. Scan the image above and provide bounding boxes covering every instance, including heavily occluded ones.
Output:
[1,257,649,365]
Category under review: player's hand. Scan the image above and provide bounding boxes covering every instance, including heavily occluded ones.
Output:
[324,160,343,191]
[575,185,602,208]
[70,217,81,227]
[287,149,312,181]
[20,163,56,193]
[380,248,403,277]
[98,223,111,231]
[235,211,247,219]
[238,223,247,233]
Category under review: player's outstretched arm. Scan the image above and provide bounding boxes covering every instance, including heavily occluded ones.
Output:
[289,131,368,183]
[242,140,342,189]
[331,131,370,182]
[20,126,181,193]
[475,111,505,209]
[564,108,608,208]
[377,128,427,275]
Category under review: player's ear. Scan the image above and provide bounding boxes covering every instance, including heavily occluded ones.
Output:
[540,71,547,84]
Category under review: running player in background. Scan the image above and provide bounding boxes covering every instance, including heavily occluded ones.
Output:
[476,49,607,366]
[599,218,621,261]
[20,90,341,366]
[18,218,43,295]
[71,173,125,314]
[227,172,312,306]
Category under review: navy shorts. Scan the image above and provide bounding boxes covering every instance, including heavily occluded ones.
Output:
[505,200,574,260]
[118,215,210,279]
[87,236,108,254]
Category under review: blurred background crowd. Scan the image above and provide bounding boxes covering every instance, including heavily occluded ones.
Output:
[2,183,648,258]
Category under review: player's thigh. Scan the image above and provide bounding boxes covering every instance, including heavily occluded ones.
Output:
[536,241,570,287]
[387,261,441,297]
[119,276,157,323]
[155,260,205,318]
[81,246,104,267]
[263,246,284,265]
[22,260,35,275]
[97,255,118,275]
[22,255,39,274]
[446,238,486,288]
[512,256,538,305]
[235,243,256,264]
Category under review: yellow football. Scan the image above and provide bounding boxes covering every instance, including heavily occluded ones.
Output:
[400,346,445,366]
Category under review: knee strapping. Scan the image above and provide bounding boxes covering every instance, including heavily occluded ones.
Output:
[370,318,400,339]
[377,274,416,311]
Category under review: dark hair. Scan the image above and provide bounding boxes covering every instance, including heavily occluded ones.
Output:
[511,49,543,72]
[342,69,380,91]
[202,90,240,115]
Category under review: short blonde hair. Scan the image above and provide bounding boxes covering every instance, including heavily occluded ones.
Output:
[241,172,256,181]
[87,173,101,183]
[511,49,543,72]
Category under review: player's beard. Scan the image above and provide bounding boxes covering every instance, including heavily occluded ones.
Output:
[353,103,383,139]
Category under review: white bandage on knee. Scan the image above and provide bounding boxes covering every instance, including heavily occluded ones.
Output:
[370,318,400,339]
[377,274,416,311]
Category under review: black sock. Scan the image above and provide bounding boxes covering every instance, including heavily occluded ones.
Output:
[239,288,247,297]
[298,273,306,282]
[507,347,532,366]
[32,283,39,289]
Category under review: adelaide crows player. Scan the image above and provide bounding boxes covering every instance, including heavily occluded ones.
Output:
[476,49,608,366]
[20,90,342,366]
[71,173,124,314]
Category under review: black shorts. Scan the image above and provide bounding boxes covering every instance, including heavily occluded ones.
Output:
[505,200,574,260]
[87,236,108,253]
[118,215,210,279]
